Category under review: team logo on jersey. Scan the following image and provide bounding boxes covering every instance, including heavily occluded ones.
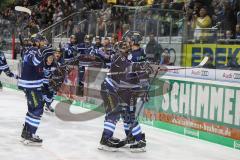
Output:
[127,54,132,60]
[121,56,126,61]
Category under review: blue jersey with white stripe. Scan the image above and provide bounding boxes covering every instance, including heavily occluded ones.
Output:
[77,43,96,55]
[0,51,14,77]
[63,43,78,61]
[18,46,54,89]
[43,63,57,85]
[129,48,146,62]
[0,51,10,72]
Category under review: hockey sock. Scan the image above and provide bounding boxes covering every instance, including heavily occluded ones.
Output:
[103,121,116,139]
[124,123,130,136]
[25,113,41,134]
[131,123,142,141]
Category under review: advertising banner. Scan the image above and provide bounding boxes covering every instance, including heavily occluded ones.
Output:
[216,69,240,83]
[183,44,240,67]
[144,77,240,140]
[185,68,216,80]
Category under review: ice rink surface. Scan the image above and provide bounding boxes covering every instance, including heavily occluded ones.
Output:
[0,88,239,160]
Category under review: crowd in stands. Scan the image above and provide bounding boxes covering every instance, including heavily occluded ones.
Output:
[1,0,240,40]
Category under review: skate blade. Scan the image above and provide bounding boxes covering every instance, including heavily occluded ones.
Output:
[130,147,146,153]
[22,140,42,146]
[98,145,118,152]
[44,108,55,115]
[122,144,130,148]
[20,138,25,142]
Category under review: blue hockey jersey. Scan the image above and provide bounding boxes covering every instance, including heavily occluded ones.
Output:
[129,48,146,62]
[62,43,78,61]
[18,46,54,89]
[0,51,14,77]
[77,43,96,55]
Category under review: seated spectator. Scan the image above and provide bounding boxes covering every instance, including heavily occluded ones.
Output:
[192,6,212,41]
[235,24,240,39]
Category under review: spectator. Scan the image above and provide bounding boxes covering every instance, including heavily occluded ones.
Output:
[74,27,85,44]
[235,24,240,39]
[145,33,162,63]
[66,20,74,36]
[221,0,236,34]
[192,6,212,41]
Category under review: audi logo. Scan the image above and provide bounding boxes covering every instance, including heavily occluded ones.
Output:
[233,73,240,79]
[201,70,209,76]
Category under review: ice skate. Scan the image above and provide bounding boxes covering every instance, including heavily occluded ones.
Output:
[22,132,43,146]
[130,134,146,153]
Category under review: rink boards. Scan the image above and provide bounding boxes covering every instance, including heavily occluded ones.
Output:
[0,60,240,150]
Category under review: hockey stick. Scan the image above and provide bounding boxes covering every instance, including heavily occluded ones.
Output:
[159,56,209,71]
[15,6,32,15]
[107,56,209,76]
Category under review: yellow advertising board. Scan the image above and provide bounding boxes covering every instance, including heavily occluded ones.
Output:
[182,44,240,67]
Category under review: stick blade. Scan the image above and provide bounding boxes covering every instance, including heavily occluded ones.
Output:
[198,56,209,67]
[15,6,31,15]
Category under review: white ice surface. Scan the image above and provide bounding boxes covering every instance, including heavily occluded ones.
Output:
[0,88,239,160]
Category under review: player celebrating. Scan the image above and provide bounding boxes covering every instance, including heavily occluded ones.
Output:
[98,41,153,152]
[18,34,54,145]
[127,31,146,62]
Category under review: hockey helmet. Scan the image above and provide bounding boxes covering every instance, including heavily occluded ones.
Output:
[31,34,46,43]
[122,31,142,44]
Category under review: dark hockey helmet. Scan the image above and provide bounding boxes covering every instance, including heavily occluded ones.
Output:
[122,31,142,44]
[130,31,142,45]
[30,33,46,43]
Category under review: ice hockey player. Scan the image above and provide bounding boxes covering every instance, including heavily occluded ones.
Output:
[128,31,146,62]
[77,35,95,55]
[93,36,102,50]
[53,48,64,66]
[98,41,153,152]
[18,34,54,145]
[0,50,18,90]
[62,35,78,61]
[42,54,57,113]
[96,37,115,68]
